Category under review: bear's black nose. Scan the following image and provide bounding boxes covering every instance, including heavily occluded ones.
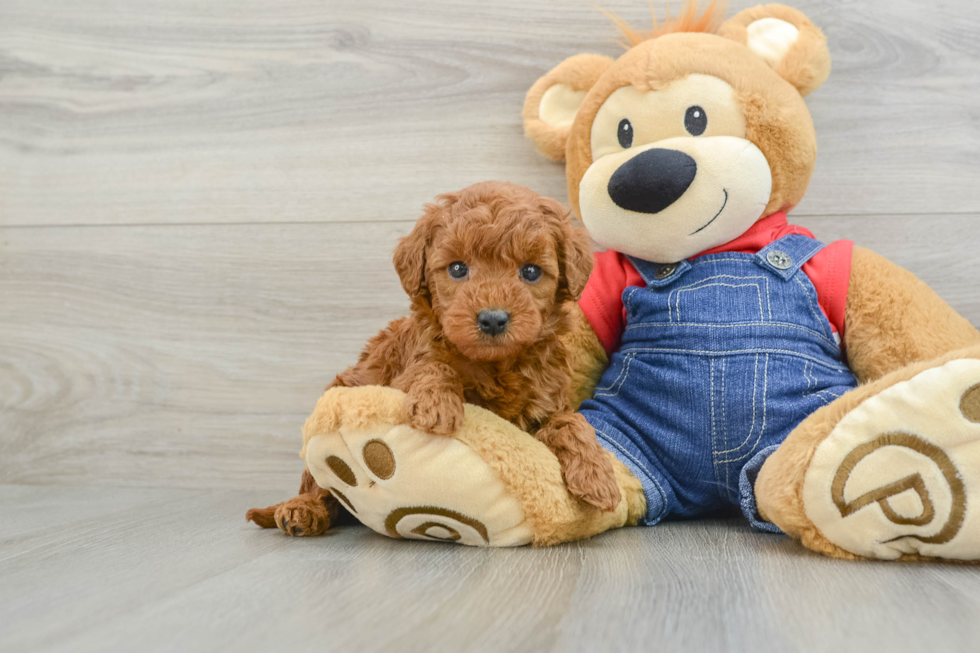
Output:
[607,148,697,214]
[477,309,510,336]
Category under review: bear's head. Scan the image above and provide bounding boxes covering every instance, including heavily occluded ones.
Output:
[523,2,831,263]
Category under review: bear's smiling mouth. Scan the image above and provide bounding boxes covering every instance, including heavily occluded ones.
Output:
[689,189,728,235]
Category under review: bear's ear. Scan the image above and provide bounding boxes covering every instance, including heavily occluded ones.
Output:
[523,53,614,162]
[718,4,831,97]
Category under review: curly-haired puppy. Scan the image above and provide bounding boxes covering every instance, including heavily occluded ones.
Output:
[247,181,621,536]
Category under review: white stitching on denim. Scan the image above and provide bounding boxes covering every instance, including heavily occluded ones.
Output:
[812,387,846,406]
[793,275,835,341]
[720,358,731,500]
[720,357,729,447]
[690,257,754,267]
[801,359,849,405]
[594,353,635,397]
[594,353,630,393]
[674,281,766,322]
[593,426,669,519]
[718,353,769,464]
[757,355,772,464]
[764,274,772,319]
[594,354,624,393]
[672,273,769,286]
[627,285,640,308]
[714,353,758,456]
[623,286,640,323]
[620,346,850,372]
[708,358,731,502]
[669,274,768,322]
[622,321,839,349]
[709,359,719,491]
[685,243,834,339]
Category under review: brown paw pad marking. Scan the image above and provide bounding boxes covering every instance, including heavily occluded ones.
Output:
[326,456,357,486]
[960,384,980,423]
[323,439,486,543]
[323,439,397,515]
[362,439,395,479]
[384,506,488,544]
[329,487,357,514]
[410,522,462,541]
[831,432,966,544]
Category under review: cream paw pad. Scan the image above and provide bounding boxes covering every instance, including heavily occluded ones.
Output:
[300,386,646,547]
[302,389,532,546]
[803,359,980,561]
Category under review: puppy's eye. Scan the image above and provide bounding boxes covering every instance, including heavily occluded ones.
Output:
[519,264,542,283]
[447,261,469,280]
[617,118,633,148]
[684,105,707,136]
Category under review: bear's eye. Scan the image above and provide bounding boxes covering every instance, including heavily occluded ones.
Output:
[617,118,634,148]
[519,264,542,283]
[684,106,707,136]
[447,261,469,280]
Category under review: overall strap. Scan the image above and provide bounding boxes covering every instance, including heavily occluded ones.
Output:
[755,234,825,280]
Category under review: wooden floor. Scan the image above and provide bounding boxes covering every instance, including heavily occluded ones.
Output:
[2,0,979,651]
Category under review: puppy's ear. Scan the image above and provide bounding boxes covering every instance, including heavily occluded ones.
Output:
[540,197,594,302]
[523,54,614,162]
[393,196,452,300]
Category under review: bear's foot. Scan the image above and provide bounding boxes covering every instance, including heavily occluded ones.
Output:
[299,386,647,547]
[302,387,537,547]
[799,358,980,561]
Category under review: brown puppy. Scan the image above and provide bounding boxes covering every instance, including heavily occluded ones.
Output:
[247,181,621,536]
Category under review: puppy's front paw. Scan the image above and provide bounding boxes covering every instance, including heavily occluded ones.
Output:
[538,414,622,513]
[274,495,333,537]
[560,451,622,513]
[402,391,464,436]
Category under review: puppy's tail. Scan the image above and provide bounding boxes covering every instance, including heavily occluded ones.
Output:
[245,505,279,529]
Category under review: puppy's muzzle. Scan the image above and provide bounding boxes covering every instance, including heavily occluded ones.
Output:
[607,148,697,214]
[477,309,510,337]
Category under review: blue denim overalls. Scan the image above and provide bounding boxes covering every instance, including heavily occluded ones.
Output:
[578,234,858,531]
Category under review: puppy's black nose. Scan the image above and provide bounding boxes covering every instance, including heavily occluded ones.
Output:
[607,148,697,214]
[477,309,510,336]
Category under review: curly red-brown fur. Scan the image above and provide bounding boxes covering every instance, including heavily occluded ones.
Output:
[536,412,621,512]
[247,181,621,533]
[245,469,339,536]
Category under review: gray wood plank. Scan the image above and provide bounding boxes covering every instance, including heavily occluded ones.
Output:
[2,215,978,490]
[2,0,980,226]
[0,484,201,541]
[0,484,978,653]
[0,221,410,489]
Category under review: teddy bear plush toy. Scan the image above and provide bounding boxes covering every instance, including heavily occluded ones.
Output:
[296,1,980,561]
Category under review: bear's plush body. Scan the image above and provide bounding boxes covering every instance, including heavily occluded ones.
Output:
[265,2,980,562]
[520,2,980,560]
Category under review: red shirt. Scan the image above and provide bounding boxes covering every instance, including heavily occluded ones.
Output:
[579,212,853,356]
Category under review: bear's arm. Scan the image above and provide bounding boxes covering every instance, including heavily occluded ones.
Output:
[843,246,980,383]
[560,303,609,409]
